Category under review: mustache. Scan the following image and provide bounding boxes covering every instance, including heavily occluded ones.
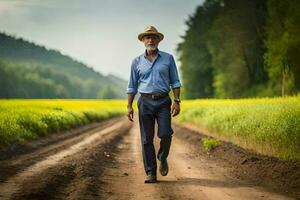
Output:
[145,43,158,51]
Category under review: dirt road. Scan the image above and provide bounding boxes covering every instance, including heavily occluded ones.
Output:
[99,121,298,200]
[0,116,299,200]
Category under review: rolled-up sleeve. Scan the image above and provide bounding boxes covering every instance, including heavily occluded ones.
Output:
[169,55,181,89]
[126,59,139,94]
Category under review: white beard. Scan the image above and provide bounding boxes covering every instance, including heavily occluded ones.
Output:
[145,44,158,51]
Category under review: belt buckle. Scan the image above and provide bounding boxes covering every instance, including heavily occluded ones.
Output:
[151,94,158,100]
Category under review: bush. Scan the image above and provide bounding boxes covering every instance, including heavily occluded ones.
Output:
[202,137,220,152]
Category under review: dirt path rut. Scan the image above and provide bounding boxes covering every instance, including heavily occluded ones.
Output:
[0,116,298,200]
[0,117,131,200]
[99,121,296,200]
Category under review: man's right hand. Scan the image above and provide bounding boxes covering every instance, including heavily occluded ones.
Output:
[127,106,134,122]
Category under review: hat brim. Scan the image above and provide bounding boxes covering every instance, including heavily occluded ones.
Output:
[138,32,164,41]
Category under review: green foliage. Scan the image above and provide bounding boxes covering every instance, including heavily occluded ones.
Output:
[97,85,119,99]
[177,0,300,99]
[265,0,300,96]
[0,100,127,146]
[202,137,220,152]
[0,32,127,99]
[17,113,48,136]
[177,1,220,98]
[177,96,300,160]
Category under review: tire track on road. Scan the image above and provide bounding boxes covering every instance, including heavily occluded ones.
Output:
[0,116,122,183]
[98,120,295,200]
[0,117,131,200]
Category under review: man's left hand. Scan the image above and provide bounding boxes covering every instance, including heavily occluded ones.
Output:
[171,102,180,117]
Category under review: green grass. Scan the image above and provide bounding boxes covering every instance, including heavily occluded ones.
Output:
[2,97,299,161]
[202,137,221,152]
[0,99,129,146]
[176,95,300,160]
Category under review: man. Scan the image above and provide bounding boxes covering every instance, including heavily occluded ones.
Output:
[126,26,181,183]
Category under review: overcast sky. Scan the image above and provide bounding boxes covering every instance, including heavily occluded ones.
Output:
[0,0,204,80]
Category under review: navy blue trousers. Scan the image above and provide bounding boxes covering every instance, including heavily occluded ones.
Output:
[137,95,173,176]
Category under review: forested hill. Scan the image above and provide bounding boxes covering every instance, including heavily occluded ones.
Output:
[178,0,300,99]
[0,32,127,99]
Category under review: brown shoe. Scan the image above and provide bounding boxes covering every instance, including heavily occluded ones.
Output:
[144,174,157,183]
[159,159,168,176]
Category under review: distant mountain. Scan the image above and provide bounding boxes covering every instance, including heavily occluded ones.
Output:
[106,74,128,89]
[0,32,127,99]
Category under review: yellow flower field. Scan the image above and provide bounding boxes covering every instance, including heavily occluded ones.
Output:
[1,96,299,160]
[0,99,131,146]
[176,95,300,160]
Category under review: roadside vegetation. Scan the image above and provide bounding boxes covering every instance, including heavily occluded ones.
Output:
[177,95,300,160]
[1,96,299,161]
[202,137,221,153]
[0,99,128,146]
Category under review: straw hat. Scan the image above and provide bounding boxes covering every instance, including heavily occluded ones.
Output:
[138,26,164,41]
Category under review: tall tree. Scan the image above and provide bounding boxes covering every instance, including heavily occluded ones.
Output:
[177,0,221,99]
[177,0,270,99]
[207,0,268,98]
[265,0,300,96]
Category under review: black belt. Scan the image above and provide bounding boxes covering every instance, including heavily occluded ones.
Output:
[140,93,168,100]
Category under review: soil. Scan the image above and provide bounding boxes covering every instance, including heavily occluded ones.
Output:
[174,123,300,199]
[0,116,299,200]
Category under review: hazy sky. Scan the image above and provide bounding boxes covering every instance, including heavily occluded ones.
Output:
[0,0,204,80]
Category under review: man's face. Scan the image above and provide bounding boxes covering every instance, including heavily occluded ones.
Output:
[142,34,160,51]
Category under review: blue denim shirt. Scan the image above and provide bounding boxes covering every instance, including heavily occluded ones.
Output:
[127,50,181,94]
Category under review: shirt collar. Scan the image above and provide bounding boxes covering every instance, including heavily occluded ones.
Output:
[143,49,161,58]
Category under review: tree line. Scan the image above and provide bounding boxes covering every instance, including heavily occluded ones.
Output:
[177,0,300,99]
[0,33,126,99]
